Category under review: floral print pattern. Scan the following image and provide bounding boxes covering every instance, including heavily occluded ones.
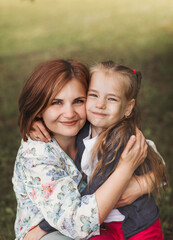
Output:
[12,138,100,240]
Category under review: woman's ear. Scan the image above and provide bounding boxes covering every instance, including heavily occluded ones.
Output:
[125,99,135,118]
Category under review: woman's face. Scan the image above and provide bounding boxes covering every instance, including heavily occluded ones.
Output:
[42,78,87,141]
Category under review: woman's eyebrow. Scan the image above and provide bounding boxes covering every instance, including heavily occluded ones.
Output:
[53,98,62,101]
[75,96,87,100]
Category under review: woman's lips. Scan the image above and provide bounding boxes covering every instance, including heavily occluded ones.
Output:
[60,120,78,126]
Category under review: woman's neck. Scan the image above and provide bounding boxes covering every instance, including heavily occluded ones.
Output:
[54,135,77,161]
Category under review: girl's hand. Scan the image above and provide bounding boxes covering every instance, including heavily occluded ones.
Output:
[29,120,51,143]
[119,128,148,171]
[23,225,47,240]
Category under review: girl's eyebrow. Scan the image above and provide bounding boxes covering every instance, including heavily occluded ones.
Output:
[88,89,121,99]
[107,93,121,99]
[88,89,98,93]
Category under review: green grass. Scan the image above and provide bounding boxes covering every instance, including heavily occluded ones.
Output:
[0,0,173,239]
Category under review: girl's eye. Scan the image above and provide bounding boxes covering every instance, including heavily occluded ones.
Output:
[108,98,117,102]
[88,93,98,98]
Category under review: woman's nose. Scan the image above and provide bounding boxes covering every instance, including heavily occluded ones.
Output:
[63,104,76,118]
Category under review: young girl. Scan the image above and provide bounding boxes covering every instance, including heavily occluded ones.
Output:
[27,61,167,240]
[81,60,167,239]
[12,59,147,240]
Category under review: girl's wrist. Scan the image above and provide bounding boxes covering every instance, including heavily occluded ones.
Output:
[117,158,136,176]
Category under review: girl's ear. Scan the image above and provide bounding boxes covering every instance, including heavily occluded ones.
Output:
[125,99,135,118]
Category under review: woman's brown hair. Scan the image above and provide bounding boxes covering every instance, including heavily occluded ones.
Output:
[19,59,90,141]
[90,61,168,194]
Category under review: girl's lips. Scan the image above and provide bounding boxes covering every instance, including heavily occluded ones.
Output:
[60,121,78,126]
[92,112,107,117]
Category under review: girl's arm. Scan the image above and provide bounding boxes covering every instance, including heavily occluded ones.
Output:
[29,120,51,142]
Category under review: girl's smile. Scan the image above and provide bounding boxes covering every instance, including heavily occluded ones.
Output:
[91,112,107,117]
[86,71,133,136]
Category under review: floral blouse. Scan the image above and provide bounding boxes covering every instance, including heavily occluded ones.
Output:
[12,137,100,240]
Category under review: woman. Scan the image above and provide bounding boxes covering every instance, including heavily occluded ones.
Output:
[13,59,147,240]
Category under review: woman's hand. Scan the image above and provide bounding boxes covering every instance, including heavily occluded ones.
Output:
[115,172,155,208]
[23,225,47,240]
[115,176,143,208]
[119,128,148,171]
[29,120,51,142]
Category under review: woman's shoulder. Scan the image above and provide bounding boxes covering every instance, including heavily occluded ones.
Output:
[18,137,61,159]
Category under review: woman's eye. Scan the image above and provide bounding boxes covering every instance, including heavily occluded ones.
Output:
[52,100,62,105]
[74,99,85,104]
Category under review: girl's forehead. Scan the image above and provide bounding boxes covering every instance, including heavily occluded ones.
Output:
[91,71,127,86]
[90,70,128,96]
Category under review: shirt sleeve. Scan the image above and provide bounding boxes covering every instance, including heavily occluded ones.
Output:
[39,219,56,233]
[19,140,100,239]
[146,139,165,164]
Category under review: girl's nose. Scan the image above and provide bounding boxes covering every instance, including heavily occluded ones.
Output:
[96,99,106,109]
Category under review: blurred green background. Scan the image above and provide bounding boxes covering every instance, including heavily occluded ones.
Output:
[0,0,173,239]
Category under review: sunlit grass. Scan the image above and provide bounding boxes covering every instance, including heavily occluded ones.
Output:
[0,0,173,239]
[0,0,173,58]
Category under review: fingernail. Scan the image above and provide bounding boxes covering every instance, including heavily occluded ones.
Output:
[131,135,136,140]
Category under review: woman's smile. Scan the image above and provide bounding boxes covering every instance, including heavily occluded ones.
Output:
[60,120,79,126]
[42,78,87,141]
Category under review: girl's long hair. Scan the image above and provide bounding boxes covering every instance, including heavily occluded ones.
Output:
[89,61,168,195]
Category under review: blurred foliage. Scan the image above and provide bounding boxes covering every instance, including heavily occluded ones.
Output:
[0,0,172,239]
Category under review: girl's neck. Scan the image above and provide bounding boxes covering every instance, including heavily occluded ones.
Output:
[91,125,104,138]
[54,135,77,161]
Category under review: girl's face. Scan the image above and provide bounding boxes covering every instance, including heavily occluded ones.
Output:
[41,78,87,141]
[86,71,134,135]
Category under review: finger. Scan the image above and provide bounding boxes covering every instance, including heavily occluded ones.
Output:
[36,123,51,142]
[32,125,50,142]
[30,129,47,143]
[136,129,148,159]
[135,128,142,144]
[123,135,136,155]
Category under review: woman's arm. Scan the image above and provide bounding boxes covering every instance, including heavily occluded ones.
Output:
[115,172,155,208]
[23,226,47,240]
[19,129,146,239]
